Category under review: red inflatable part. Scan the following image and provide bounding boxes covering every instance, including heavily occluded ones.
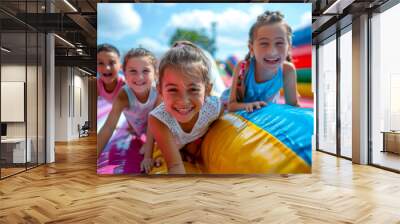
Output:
[292,45,312,58]
[292,54,311,69]
[292,44,311,69]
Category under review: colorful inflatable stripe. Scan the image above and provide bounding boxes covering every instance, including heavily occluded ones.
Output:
[151,104,313,174]
[291,25,312,105]
[224,55,238,77]
[202,104,313,174]
[292,45,312,58]
[297,83,313,98]
[292,25,312,46]
[292,53,311,70]
[280,83,313,99]
[297,68,311,83]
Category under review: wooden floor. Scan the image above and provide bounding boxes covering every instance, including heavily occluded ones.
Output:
[1,163,44,178]
[1,167,25,178]
[373,150,400,171]
[1,135,400,223]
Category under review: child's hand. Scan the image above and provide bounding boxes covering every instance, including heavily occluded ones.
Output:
[140,158,153,174]
[244,101,267,112]
[139,143,154,173]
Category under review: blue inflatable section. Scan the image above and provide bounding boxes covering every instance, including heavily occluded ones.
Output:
[293,25,312,46]
[236,104,314,165]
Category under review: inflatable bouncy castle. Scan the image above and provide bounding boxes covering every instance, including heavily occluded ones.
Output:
[151,103,313,174]
[291,25,313,108]
[97,96,145,174]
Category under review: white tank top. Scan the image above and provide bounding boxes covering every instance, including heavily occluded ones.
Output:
[122,85,158,136]
[150,96,221,149]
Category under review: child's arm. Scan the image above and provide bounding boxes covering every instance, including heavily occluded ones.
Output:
[148,115,185,174]
[97,90,128,157]
[227,61,266,112]
[140,95,163,173]
[283,62,299,107]
[140,125,155,173]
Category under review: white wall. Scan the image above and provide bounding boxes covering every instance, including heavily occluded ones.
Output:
[54,67,89,141]
[55,66,69,141]
[73,72,89,137]
[1,65,26,139]
[1,65,40,137]
[1,64,45,164]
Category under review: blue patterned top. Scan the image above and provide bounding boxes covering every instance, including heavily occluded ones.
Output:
[243,57,283,103]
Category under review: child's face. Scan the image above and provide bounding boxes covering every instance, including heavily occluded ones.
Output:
[124,56,155,95]
[160,67,209,124]
[249,23,289,71]
[97,51,121,84]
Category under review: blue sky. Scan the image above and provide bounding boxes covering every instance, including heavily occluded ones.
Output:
[98,3,311,61]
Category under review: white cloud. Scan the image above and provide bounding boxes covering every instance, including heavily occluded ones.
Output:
[136,38,169,56]
[295,12,312,29]
[164,7,262,60]
[217,8,253,32]
[217,36,247,48]
[167,8,253,33]
[98,4,141,40]
[169,10,216,30]
[249,5,265,19]
[159,3,176,7]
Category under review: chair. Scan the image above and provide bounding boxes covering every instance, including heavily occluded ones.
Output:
[78,121,90,138]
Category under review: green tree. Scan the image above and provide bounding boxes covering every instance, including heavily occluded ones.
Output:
[169,28,216,56]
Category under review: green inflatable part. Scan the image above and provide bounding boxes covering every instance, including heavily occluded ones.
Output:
[296,69,311,83]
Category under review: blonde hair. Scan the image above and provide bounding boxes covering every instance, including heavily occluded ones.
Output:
[158,40,210,87]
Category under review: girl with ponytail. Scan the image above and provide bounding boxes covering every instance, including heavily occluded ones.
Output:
[222,10,298,112]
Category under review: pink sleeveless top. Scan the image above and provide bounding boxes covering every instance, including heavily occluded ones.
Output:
[97,76,125,102]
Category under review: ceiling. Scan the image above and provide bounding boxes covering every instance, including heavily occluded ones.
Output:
[0,0,395,74]
[310,0,390,42]
[0,0,98,74]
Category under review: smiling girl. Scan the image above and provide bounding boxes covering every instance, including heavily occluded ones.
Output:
[149,41,224,174]
[98,48,161,173]
[223,11,299,112]
[97,44,125,103]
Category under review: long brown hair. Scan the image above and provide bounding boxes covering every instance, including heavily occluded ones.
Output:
[236,11,292,101]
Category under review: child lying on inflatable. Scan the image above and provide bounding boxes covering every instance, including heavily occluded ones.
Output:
[151,103,313,174]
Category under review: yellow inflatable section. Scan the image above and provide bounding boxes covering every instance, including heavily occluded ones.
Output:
[150,104,313,174]
[201,114,310,174]
[150,146,203,174]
